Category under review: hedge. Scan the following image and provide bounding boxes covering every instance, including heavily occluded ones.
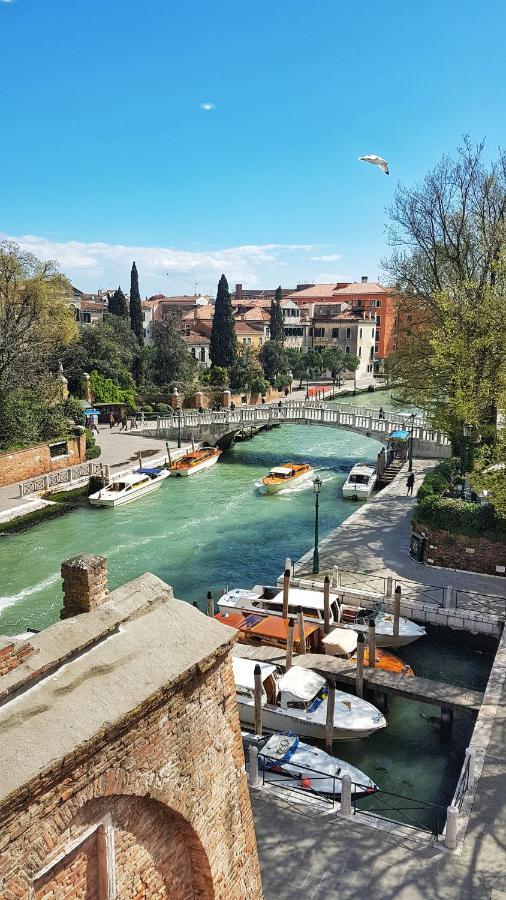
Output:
[414,459,506,540]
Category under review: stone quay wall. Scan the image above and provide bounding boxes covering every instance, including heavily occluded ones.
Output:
[0,434,86,487]
[416,524,506,576]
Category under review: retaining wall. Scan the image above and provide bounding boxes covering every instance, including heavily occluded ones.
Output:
[0,435,86,487]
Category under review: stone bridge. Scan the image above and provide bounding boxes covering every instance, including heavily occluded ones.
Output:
[144,402,451,458]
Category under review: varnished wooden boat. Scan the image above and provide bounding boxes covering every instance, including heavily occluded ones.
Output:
[261,463,313,493]
[169,447,221,477]
[359,648,414,676]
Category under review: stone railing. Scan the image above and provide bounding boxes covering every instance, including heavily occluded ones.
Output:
[19,462,106,498]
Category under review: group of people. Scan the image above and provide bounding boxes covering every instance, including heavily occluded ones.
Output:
[108,412,137,431]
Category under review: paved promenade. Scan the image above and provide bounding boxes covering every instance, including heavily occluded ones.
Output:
[297,459,505,597]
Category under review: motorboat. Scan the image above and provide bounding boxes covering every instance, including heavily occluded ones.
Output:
[216,610,414,675]
[169,446,221,476]
[218,585,426,648]
[261,463,313,493]
[88,467,170,508]
[243,732,378,799]
[233,658,387,741]
[342,464,377,500]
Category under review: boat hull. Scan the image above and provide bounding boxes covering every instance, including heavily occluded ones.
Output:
[262,470,314,493]
[342,483,376,500]
[89,473,169,507]
[237,701,385,741]
[170,452,220,477]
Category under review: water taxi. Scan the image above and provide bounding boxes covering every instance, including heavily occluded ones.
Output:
[233,658,386,741]
[218,585,426,648]
[243,732,378,799]
[261,463,313,493]
[216,610,414,675]
[342,463,377,500]
[169,446,221,477]
[89,467,170,508]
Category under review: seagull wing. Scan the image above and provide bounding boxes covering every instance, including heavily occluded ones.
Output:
[358,155,389,175]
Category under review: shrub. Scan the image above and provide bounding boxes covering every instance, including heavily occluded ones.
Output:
[84,428,102,461]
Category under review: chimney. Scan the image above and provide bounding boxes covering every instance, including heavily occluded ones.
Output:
[61,554,109,619]
[361,276,368,284]
[235,283,243,299]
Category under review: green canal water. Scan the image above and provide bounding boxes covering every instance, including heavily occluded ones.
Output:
[0,391,493,831]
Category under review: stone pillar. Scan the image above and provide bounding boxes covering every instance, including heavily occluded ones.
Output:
[60,554,109,619]
[81,372,92,403]
[171,389,180,410]
[222,389,231,408]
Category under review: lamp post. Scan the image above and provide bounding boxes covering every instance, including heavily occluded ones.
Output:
[312,475,322,574]
[461,423,472,479]
[332,373,336,400]
[408,412,416,473]
[177,407,182,449]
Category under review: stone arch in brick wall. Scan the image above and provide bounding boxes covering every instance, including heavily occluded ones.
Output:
[34,793,215,900]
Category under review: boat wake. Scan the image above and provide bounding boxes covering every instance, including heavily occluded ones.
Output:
[0,572,60,612]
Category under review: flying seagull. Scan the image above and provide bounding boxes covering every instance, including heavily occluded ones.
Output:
[358,155,389,175]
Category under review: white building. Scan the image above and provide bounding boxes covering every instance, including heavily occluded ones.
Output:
[311,311,376,381]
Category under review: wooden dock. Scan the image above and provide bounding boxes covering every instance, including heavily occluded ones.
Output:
[231,644,484,712]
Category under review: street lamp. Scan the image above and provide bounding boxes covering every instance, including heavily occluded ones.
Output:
[177,407,182,449]
[312,475,322,574]
[461,423,473,479]
[408,412,416,473]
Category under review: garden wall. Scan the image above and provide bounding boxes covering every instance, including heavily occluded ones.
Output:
[0,435,86,487]
[414,523,506,576]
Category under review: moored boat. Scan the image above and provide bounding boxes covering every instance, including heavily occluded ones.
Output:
[342,463,377,500]
[243,732,378,799]
[233,657,387,741]
[88,467,170,508]
[261,463,313,493]
[169,446,221,476]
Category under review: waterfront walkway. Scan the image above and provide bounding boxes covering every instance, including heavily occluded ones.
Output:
[296,459,505,597]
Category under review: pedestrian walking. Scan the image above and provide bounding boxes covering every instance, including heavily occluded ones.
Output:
[278,400,282,409]
[198,405,204,414]
[129,415,135,430]
[109,412,115,429]
[120,414,128,431]
[379,407,385,420]
[406,472,415,495]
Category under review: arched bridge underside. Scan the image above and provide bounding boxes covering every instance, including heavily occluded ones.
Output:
[146,402,451,459]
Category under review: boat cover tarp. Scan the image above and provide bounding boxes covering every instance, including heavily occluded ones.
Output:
[322,628,357,655]
[278,666,325,701]
[232,657,277,690]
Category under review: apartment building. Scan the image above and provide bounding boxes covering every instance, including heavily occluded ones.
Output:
[311,310,376,379]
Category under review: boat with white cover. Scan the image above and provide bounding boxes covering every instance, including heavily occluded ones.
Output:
[219,585,426,648]
[243,732,378,799]
[88,466,170,508]
[233,658,386,740]
[342,464,377,500]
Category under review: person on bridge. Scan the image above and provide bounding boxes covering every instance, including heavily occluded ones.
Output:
[379,407,385,419]
[406,472,415,495]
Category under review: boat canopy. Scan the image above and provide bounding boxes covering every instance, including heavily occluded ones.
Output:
[388,429,409,440]
[270,467,293,476]
[270,587,338,611]
[232,657,277,690]
[137,467,162,475]
[278,666,326,702]
[322,628,358,655]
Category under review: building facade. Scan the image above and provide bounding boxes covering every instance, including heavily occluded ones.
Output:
[310,310,376,379]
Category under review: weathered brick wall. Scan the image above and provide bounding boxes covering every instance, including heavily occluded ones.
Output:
[418,525,506,575]
[33,832,100,900]
[0,638,36,676]
[0,435,86,487]
[0,649,262,900]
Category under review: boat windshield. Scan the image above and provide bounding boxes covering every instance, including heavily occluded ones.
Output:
[109,482,126,492]
[349,474,370,484]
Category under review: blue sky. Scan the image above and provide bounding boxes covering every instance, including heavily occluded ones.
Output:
[1,0,505,296]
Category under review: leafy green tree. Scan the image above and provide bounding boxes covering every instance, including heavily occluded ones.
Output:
[210,274,237,368]
[108,286,128,317]
[62,317,140,394]
[269,286,285,342]
[259,340,289,385]
[322,347,360,385]
[129,261,144,344]
[150,318,197,389]
[470,432,506,517]
[229,347,263,392]
[89,370,136,407]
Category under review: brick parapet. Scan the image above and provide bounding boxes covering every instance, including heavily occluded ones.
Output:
[415,523,506,576]
[0,434,86,487]
[0,638,37,677]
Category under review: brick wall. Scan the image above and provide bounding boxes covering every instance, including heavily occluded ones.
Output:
[33,832,100,900]
[0,434,86,487]
[0,650,262,899]
[0,638,37,676]
[417,524,506,576]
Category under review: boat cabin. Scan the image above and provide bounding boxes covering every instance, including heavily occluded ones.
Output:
[346,465,375,485]
[215,610,322,653]
[232,658,326,711]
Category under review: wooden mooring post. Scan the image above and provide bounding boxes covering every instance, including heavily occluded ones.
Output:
[368,618,376,668]
[254,664,263,737]
[207,591,214,618]
[297,607,306,654]
[393,585,401,647]
[356,633,365,698]
[282,568,290,619]
[325,679,336,752]
[286,618,295,670]
[165,441,172,465]
[323,575,331,635]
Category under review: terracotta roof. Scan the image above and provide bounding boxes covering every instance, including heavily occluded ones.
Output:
[333,282,388,295]
[236,307,270,322]
[80,301,107,311]
[285,283,351,300]
[231,298,272,309]
[182,331,210,345]
[148,294,201,303]
[234,322,264,335]
[182,306,214,321]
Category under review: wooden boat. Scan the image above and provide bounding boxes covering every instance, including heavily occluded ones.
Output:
[216,610,414,676]
[218,584,426,648]
[243,732,378,799]
[233,658,386,741]
[169,446,221,477]
[261,463,313,493]
[88,466,170,508]
[342,464,377,500]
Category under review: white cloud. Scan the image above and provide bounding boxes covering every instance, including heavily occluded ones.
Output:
[315,272,350,282]
[200,102,215,111]
[0,232,319,295]
[309,253,341,262]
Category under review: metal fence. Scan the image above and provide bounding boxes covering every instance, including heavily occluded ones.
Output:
[393,577,445,607]
[456,589,506,619]
[353,786,447,836]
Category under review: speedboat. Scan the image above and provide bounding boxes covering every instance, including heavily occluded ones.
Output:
[218,585,426,648]
[169,446,221,476]
[342,464,377,500]
[233,658,386,741]
[243,732,378,799]
[88,467,170,508]
[261,463,313,493]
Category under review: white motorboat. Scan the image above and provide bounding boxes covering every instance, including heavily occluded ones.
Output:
[243,732,378,799]
[342,464,377,500]
[219,585,426,648]
[88,466,170,508]
[233,658,386,741]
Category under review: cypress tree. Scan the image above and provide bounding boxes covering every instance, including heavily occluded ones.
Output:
[210,274,237,368]
[129,261,144,344]
[108,286,128,317]
[269,285,285,342]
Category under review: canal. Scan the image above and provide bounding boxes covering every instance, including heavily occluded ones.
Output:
[0,390,493,831]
